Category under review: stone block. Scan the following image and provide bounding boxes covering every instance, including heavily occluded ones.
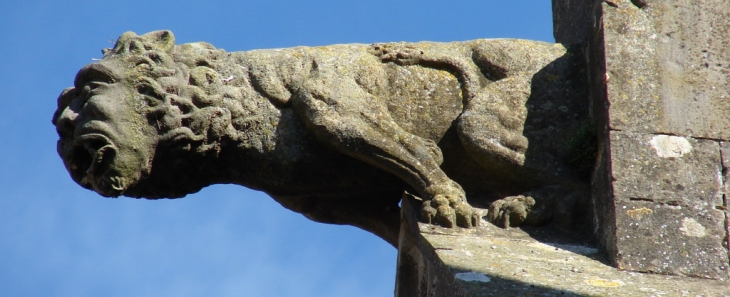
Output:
[609,131,724,207]
[601,0,730,140]
[610,131,728,279]
[614,201,728,280]
[606,131,728,279]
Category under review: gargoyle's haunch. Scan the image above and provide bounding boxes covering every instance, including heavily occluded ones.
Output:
[53,31,589,246]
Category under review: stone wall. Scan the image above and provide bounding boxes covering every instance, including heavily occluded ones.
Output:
[586,0,730,280]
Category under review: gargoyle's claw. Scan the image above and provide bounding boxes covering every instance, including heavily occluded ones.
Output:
[454,202,480,228]
[487,195,535,228]
[420,183,480,228]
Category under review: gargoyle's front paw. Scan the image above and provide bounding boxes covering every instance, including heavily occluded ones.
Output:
[487,195,535,228]
[420,184,480,228]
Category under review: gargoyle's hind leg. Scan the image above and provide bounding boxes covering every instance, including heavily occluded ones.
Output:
[457,74,531,177]
[292,77,479,228]
[457,74,550,227]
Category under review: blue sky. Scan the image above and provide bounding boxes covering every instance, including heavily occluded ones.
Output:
[0,1,553,296]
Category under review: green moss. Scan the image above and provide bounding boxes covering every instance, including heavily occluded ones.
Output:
[566,121,597,179]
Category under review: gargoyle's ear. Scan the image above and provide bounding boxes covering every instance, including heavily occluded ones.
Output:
[141,30,176,54]
[107,31,139,55]
[114,31,139,49]
[106,30,176,56]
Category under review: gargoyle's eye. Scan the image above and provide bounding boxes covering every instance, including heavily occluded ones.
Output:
[80,82,109,101]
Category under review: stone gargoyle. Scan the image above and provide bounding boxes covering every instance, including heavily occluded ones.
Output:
[52,30,590,246]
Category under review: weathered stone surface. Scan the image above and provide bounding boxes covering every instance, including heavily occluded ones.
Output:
[590,0,730,280]
[606,132,728,280]
[601,0,730,139]
[591,133,619,264]
[592,133,729,276]
[610,131,724,207]
[551,0,597,44]
[615,201,728,280]
[396,199,730,296]
[52,31,591,247]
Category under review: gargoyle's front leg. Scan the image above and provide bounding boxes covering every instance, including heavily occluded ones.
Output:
[291,76,479,228]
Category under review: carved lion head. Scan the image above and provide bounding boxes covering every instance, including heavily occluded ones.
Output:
[52,30,239,198]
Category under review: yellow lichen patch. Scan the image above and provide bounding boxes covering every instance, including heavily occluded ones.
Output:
[626,207,652,219]
[585,279,623,288]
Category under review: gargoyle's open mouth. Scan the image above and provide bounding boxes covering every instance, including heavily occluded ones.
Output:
[68,134,117,189]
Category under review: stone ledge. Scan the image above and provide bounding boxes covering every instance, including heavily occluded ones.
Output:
[396,199,730,296]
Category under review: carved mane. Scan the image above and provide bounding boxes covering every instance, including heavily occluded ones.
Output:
[101,31,282,158]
